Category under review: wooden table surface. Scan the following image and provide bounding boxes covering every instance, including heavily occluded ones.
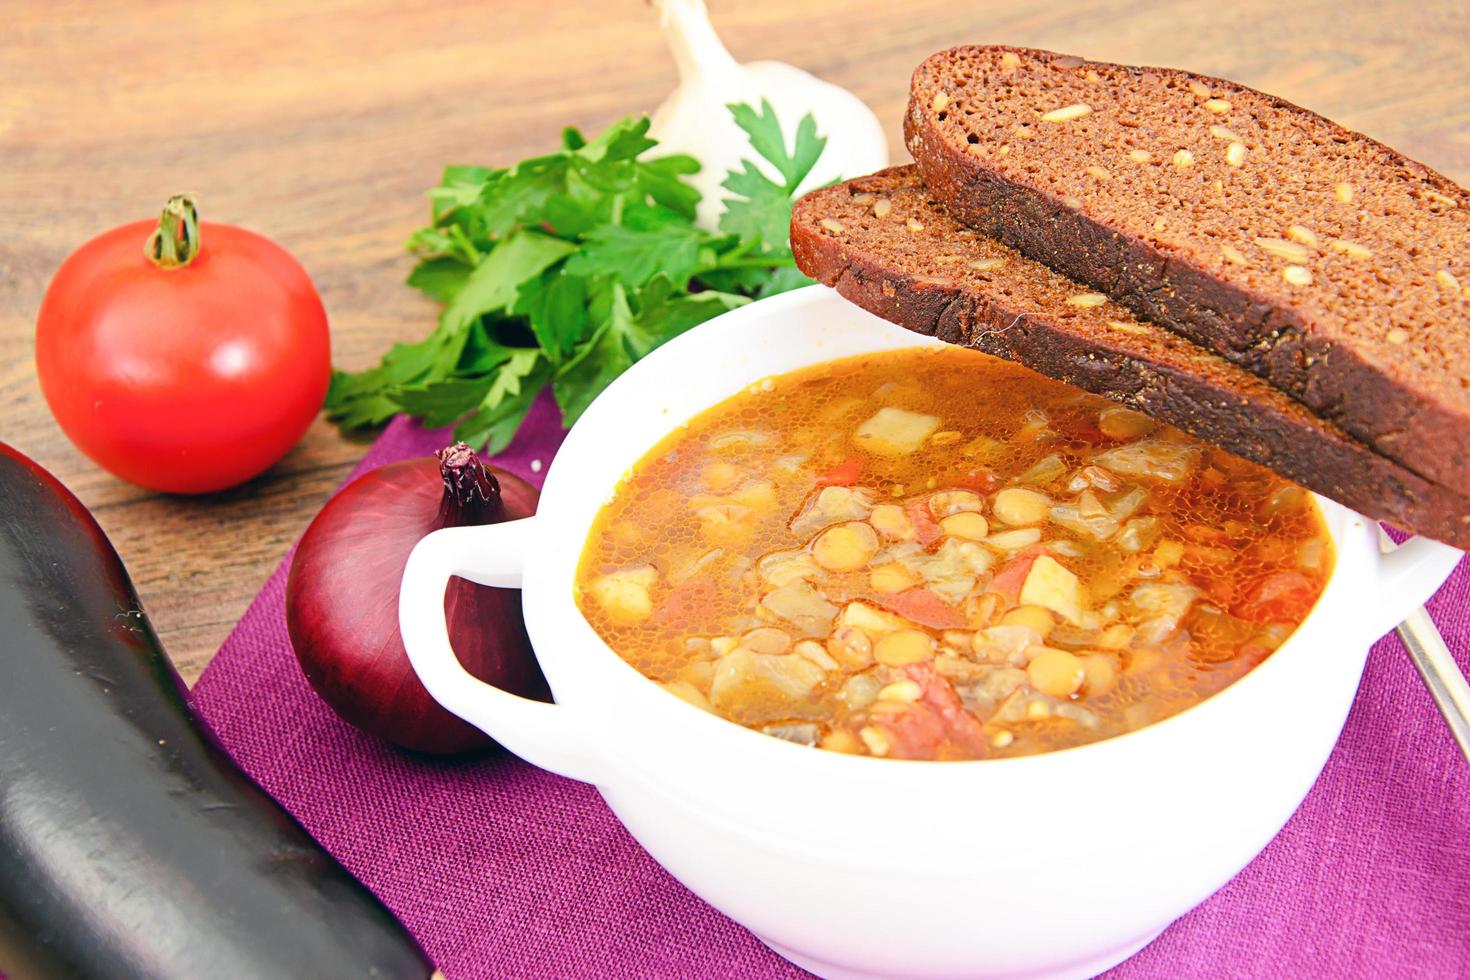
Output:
[4,0,1468,685]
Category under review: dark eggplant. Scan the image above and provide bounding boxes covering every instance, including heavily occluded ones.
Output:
[0,443,437,980]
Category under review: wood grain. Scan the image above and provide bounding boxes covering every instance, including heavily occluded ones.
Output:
[3,0,1467,685]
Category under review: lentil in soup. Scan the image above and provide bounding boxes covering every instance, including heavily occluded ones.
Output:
[575,347,1332,760]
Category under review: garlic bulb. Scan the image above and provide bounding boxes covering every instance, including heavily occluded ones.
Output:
[648,0,890,229]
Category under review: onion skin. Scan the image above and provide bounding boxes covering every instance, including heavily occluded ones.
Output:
[286,446,547,754]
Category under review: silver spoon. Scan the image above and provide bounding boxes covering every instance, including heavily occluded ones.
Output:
[1380,530,1470,763]
[1397,607,1470,763]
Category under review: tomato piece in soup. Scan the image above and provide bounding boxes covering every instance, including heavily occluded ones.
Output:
[879,588,966,630]
[904,497,944,549]
[951,468,998,494]
[989,547,1049,604]
[814,455,864,488]
[658,579,720,623]
[873,665,991,760]
[1234,570,1320,624]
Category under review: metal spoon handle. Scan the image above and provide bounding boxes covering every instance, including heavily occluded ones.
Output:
[1396,606,1470,764]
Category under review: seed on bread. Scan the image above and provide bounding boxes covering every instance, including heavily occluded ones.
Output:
[1335,182,1355,203]
[1105,319,1149,334]
[1437,269,1462,293]
[969,257,1006,271]
[872,198,893,219]
[1387,328,1411,344]
[1066,292,1108,307]
[905,217,925,233]
[1329,239,1373,259]
[1254,237,1313,263]
[1225,142,1247,167]
[1203,98,1232,114]
[932,91,950,112]
[1000,51,1022,68]
[1220,244,1249,266]
[1041,103,1092,122]
[1209,125,1242,141]
[820,218,845,234]
[1188,80,1211,99]
[1085,165,1112,181]
[1172,149,1195,168]
[1287,225,1320,249]
[1128,149,1153,163]
[1423,190,1459,208]
[1060,195,1083,209]
[1282,265,1312,286]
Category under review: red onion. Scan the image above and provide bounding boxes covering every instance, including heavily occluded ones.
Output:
[286,443,546,754]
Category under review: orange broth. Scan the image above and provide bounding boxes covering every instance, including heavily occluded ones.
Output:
[575,347,1332,760]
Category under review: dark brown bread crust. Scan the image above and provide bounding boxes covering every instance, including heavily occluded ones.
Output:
[905,44,1470,489]
[791,167,1470,548]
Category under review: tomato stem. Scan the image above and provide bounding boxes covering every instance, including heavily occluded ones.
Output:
[144,194,201,269]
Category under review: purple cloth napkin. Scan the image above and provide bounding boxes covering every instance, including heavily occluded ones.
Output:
[190,391,1470,979]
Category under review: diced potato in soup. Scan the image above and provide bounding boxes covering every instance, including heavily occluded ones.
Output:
[588,566,658,624]
[576,347,1331,760]
[1019,556,1087,625]
[854,407,941,455]
[709,649,825,714]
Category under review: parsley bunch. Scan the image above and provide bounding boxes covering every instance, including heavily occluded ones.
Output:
[326,101,828,451]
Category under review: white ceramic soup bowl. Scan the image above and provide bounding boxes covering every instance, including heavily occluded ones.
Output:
[400,286,1461,980]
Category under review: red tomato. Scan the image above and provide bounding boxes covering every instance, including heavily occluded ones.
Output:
[35,197,330,494]
[814,454,863,488]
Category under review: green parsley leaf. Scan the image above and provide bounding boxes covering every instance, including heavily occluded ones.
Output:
[636,153,703,220]
[405,256,472,303]
[565,208,709,290]
[513,267,590,362]
[717,159,800,254]
[325,328,466,429]
[727,100,826,192]
[440,230,575,333]
[633,275,748,348]
[718,100,829,261]
[754,264,815,298]
[455,356,554,453]
[391,376,495,429]
[553,296,636,428]
[328,104,830,452]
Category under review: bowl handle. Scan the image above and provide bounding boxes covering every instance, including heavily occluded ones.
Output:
[1369,533,1464,639]
[399,518,602,783]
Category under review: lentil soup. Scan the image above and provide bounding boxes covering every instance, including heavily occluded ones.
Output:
[574,347,1332,760]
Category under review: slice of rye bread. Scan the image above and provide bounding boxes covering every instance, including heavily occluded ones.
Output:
[790,167,1470,548]
[904,44,1470,489]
